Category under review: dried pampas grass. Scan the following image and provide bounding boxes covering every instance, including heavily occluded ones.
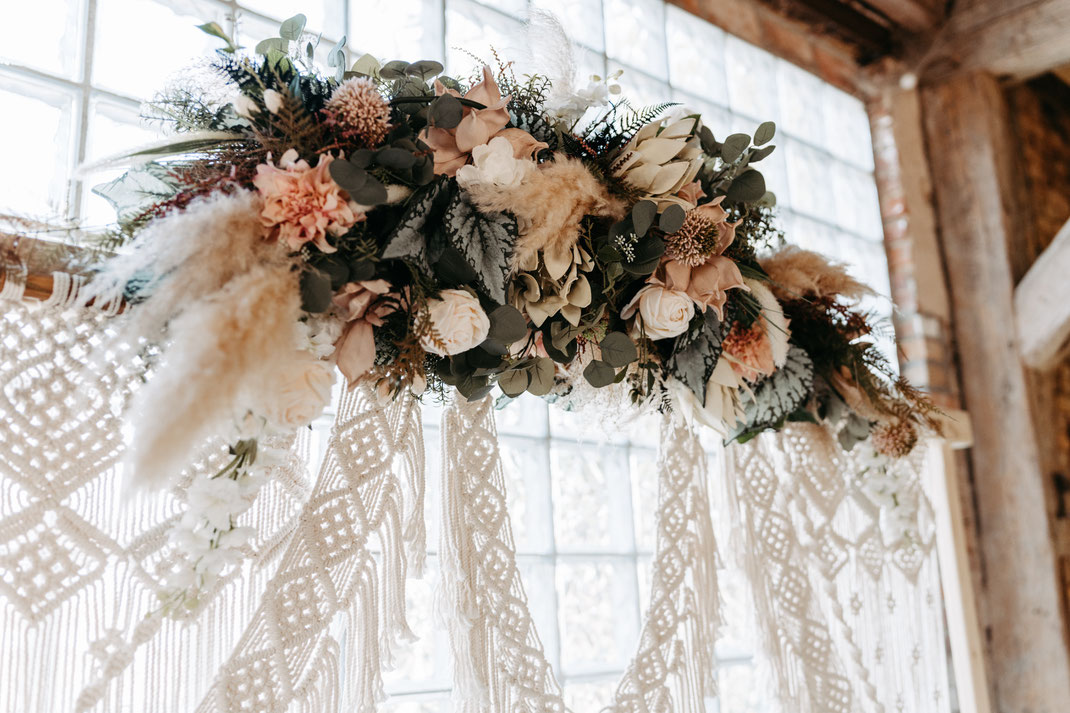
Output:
[465,154,626,269]
[125,261,302,491]
[760,245,874,303]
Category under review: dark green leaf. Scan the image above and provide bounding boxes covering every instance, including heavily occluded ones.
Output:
[434,246,478,285]
[623,235,665,275]
[659,204,686,234]
[328,160,367,194]
[488,304,527,344]
[726,169,766,204]
[583,360,617,388]
[598,245,622,263]
[379,60,410,80]
[721,133,750,163]
[527,357,555,396]
[406,59,444,81]
[600,332,637,368]
[320,255,350,288]
[349,174,388,205]
[429,93,463,129]
[631,200,657,237]
[279,14,307,41]
[466,346,503,369]
[381,181,448,270]
[753,121,776,146]
[479,338,509,356]
[441,191,516,304]
[377,147,417,170]
[498,368,529,397]
[668,308,725,405]
[349,260,375,281]
[749,144,775,162]
[300,268,333,313]
[349,149,375,169]
[698,125,719,154]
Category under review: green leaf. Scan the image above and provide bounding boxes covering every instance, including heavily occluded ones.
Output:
[328,160,368,194]
[351,53,381,78]
[377,147,416,170]
[406,59,445,81]
[429,94,463,129]
[92,163,177,223]
[726,169,766,204]
[659,204,686,234]
[668,308,725,405]
[441,191,516,304]
[300,268,333,313]
[350,174,388,205]
[753,121,776,146]
[527,357,555,396]
[731,345,814,439]
[379,60,410,80]
[583,360,617,388]
[433,246,478,285]
[721,133,750,163]
[698,125,719,154]
[600,332,637,368]
[279,13,307,41]
[749,144,775,162]
[255,37,289,56]
[349,260,375,281]
[197,22,239,52]
[498,368,529,397]
[622,235,665,275]
[632,200,656,237]
[597,244,622,263]
[381,181,449,271]
[488,305,527,344]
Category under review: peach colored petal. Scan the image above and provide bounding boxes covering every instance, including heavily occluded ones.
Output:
[687,256,747,318]
[336,321,376,387]
[678,181,706,206]
[455,104,511,153]
[435,153,470,177]
[494,127,548,160]
[464,65,503,107]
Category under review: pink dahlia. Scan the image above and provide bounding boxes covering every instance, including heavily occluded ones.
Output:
[721,320,776,383]
[253,149,362,253]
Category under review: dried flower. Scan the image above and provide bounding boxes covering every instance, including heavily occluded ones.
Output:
[456,136,535,191]
[870,420,918,458]
[324,77,392,147]
[665,210,719,266]
[621,284,695,340]
[333,279,400,387]
[263,356,336,431]
[420,289,491,356]
[511,244,594,327]
[722,320,776,382]
[263,89,284,114]
[612,117,704,209]
[253,149,362,253]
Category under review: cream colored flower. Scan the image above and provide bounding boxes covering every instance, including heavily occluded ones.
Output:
[265,357,336,431]
[670,358,746,436]
[620,284,695,340]
[420,289,491,356]
[612,117,704,209]
[510,244,594,327]
[253,149,362,253]
[456,136,535,191]
[263,89,284,114]
[230,94,258,119]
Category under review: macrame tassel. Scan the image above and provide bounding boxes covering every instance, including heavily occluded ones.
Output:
[439,395,565,713]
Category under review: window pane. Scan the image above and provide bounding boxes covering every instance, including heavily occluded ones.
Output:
[0,74,76,217]
[724,34,779,123]
[603,0,667,79]
[445,0,526,76]
[666,5,726,99]
[1,0,84,78]
[532,0,605,53]
[350,0,443,62]
[556,557,639,674]
[239,0,344,34]
[92,0,227,98]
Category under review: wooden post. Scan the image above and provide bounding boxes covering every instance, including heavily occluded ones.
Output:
[920,70,1070,712]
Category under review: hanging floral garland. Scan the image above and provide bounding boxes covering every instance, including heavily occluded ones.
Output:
[77,14,940,611]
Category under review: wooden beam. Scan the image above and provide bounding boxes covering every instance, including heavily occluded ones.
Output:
[1017,218,1070,370]
[921,70,1070,713]
[922,0,1070,81]
[861,0,944,33]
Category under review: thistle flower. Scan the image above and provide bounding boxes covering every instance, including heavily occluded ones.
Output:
[324,77,392,147]
[665,210,719,266]
[870,420,918,458]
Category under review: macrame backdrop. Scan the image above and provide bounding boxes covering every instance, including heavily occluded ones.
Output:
[0,286,949,713]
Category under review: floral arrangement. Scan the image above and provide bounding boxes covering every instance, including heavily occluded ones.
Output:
[81,14,939,608]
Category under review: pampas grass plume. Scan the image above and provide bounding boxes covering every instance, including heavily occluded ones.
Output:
[760,245,875,303]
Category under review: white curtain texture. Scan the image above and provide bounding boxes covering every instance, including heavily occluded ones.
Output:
[0,284,948,713]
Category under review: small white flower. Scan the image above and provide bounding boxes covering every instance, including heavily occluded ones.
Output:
[620,284,695,340]
[262,357,336,432]
[456,136,534,191]
[230,93,259,119]
[263,89,284,114]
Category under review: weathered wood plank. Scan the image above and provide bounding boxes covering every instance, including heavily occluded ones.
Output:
[920,70,1070,713]
[1017,218,1070,370]
[864,0,944,33]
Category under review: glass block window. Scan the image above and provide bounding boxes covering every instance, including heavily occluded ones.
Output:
[0,1,889,711]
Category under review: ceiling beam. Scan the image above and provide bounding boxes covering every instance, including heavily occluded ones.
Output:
[861,0,944,33]
[1016,218,1070,370]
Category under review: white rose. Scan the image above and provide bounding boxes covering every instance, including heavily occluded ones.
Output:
[263,89,284,114]
[265,358,336,431]
[420,289,491,356]
[456,136,533,190]
[621,284,695,340]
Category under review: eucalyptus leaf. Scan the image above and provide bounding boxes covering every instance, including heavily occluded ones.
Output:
[659,204,686,234]
[279,14,307,41]
[726,169,766,204]
[498,368,529,397]
[479,338,509,356]
[527,357,555,396]
[600,332,637,368]
[350,174,388,205]
[753,121,776,146]
[255,37,289,56]
[380,60,410,80]
[749,144,775,162]
[406,59,445,81]
[429,93,463,129]
[721,133,750,163]
[327,36,346,67]
[197,22,239,52]
[300,268,333,313]
[583,360,617,388]
[328,159,368,195]
[351,53,381,78]
[349,149,375,169]
[632,200,656,237]
[349,260,375,281]
[377,147,417,170]
[467,346,503,369]
[488,304,527,344]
